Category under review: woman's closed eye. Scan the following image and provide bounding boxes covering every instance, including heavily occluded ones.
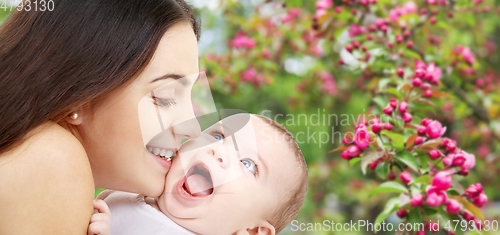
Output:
[241,159,258,175]
[153,96,177,107]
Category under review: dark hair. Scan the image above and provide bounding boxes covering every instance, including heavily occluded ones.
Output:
[0,0,200,154]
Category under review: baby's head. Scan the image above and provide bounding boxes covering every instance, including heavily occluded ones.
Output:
[158,114,308,234]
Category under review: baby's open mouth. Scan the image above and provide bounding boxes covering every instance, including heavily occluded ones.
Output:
[183,163,214,197]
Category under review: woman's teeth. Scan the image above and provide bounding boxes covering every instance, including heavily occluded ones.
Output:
[147,146,174,160]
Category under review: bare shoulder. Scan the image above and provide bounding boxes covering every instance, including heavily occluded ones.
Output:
[0,122,94,234]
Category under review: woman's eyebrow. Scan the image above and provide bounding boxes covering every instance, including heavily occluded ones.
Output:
[150,73,189,86]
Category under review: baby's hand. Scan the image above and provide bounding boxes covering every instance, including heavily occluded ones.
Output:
[87,199,111,235]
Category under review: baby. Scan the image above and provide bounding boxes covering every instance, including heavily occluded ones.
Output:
[95,114,308,235]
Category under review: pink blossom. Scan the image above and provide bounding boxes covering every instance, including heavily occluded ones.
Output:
[319,71,337,95]
[452,154,465,166]
[477,145,490,157]
[310,44,323,57]
[445,139,457,152]
[473,193,488,207]
[446,199,461,214]
[340,151,350,160]
[348,24,367,37]
[415,60,427,70]
[354,125,370,148]
[399,101,408,113]
[401,1,418,14]
[466,183,483,198]
[400,172,412,184]
[383,106,393,115]
[454,46,476,65]
[403,112,413,123]
[281,8,301,23]
[396,209,408,218]
[314,9,327,19]
[426,120,446,139]
[426,192,442,207]
[442,155,453,167]
[411,194,424,207]
[428,0,437,4]
[388,1,417,22]
[390,99,398,108]
[414,137,423,145]
[230,33,256,49]
[241,67,264,87]
[464,212,475,221]
[372,123,382,134]
[429,149,441,160]
[461,152,476,170]
[417,126,427,136]
[432,172,451,190]
[461,47,476,64]
[316,0,333,10]
[388,7,402,22]
[346,145,362,157]
[413,78,422,86]
[302,31,317,43]
[425,62,442,84]
[241,67,256,82]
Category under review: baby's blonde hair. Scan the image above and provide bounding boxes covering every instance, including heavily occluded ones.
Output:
[252,114,308,233]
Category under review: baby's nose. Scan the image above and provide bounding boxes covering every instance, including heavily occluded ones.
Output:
[208,145,230,168]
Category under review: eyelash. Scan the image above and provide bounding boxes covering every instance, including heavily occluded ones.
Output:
[211,129,225,140]
[241,158,259,176]
[153,96,177,107]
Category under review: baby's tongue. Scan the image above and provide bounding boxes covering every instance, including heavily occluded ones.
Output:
[185,174,212,196]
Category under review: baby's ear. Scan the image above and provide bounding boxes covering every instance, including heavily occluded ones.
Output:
[235,221,276,235]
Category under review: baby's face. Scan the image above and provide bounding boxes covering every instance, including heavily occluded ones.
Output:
[158,114,298,234]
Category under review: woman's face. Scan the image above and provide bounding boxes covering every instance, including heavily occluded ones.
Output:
[78,22,202,197]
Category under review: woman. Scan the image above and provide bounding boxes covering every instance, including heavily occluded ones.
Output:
[0,0,203,233]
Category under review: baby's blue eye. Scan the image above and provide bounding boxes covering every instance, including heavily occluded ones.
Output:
[212,132,224,144]
[241,159,257,175]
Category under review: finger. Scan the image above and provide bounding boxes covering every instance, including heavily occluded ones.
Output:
[90,213,110,224]
[93,199,111,215]
[87,221,109,235]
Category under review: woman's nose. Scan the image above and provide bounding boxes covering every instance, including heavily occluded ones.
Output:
[171,106,201,146]
[207,144,230,168]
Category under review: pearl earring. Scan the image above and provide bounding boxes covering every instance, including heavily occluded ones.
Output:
[70,112,78,120]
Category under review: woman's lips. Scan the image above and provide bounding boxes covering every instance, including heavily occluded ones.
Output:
[146,145,176,171]
[150,151,173,171]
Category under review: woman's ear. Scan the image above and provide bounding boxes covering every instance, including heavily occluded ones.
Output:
[235,221,276,235]
[63,108,85,126]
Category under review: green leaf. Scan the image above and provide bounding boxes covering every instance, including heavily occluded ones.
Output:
[350,157,361,167]
[409,175,430,185]
[403,49,422,59]
[287,0,302,7]
[373,96,387,108]
[369,182,409,197]
[375,161,389,180]
[361,148,384,174]
[407,209,422,226]
[395,151,419,172]
[423,207,438,216]
[382,87,402,98]
[382,131,405,147]
[378,78,393,90]
[375,197,400,225]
